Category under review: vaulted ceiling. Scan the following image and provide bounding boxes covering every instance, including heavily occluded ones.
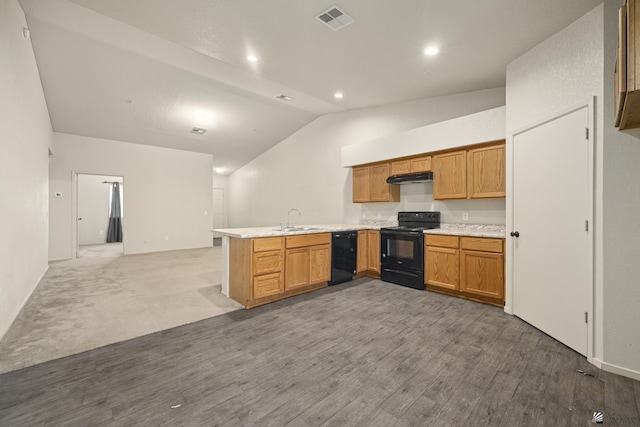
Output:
[19,0,602,174]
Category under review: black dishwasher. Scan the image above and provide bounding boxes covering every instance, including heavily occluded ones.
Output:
[328,231,357,286]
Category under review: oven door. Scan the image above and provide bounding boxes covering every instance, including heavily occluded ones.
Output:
[380,230,424,272]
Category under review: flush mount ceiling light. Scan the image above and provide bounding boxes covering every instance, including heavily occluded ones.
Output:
[214,167,226,174]
[247,55,258,62]
[334,92,344,99]
[316,5,355,31]
[191,127,207,134]
[424,47,439,56]
[193,110,214,125]
[275,95,293,101]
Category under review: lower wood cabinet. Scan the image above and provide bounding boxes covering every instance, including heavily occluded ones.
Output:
[228,233,331,308]
[367,230,380,275]
[284,233,331,291]
[357,230,368,273]
[425,234,505,306]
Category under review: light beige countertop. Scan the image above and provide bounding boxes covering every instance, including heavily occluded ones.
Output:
[424,223,506,238]
[212,222,395,239]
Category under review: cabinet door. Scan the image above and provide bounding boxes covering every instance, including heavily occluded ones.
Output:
[357,231,368,273]
[352,166,370,203]
[467,144,506,198]
[370,163,399,202]
[433,151,467,199]
[310,244,331,284]
[410,156,432,173]
[460,250,504,300]
[253,272,283,299]
[285,248,310,291]
[391,160,411,175]
[425,245,459,290]
[367,230,380,273]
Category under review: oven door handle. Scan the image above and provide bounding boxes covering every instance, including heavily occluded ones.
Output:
[381,231,423,237]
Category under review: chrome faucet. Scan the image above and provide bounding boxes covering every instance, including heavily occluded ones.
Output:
[286,208,301,228]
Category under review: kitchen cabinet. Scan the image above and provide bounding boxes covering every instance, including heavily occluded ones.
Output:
[352,163,400,203]
[467,143,505,198]
[616,0,640,129]
[433,150,467,199]
[284,233,331,291]
[367,230,380,275]
[460,237,504,300]
[390,155,432,175]
[425,234,505,306]
[424,235,459,291]
[357,230,368,273]
[252,237,284,299]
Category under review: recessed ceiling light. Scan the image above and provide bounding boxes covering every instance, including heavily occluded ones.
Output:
[334,92,344,99]
[215,167,226,174]
[424,47,439,56]
[276,95,293,101]
[193,110,214,125]
[247,55,258,62]
[191,127,207,134]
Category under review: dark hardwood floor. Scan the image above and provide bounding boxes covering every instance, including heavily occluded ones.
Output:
[1,278,639,426]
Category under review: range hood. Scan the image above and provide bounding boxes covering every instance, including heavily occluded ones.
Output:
[386,171,433,184]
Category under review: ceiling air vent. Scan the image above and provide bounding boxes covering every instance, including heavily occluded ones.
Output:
[191,127,207,135]
[316,6,354,31]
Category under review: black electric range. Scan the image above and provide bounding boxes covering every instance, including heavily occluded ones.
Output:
[380,212,440,289]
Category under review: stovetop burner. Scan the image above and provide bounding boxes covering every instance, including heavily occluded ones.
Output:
[381,211,441,233]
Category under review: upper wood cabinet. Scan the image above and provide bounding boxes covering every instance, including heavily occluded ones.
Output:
[390,155,432,175]
[467,144,505,198]
[352,163,400,203]
[617,0,640,129]
[433,150,467,199]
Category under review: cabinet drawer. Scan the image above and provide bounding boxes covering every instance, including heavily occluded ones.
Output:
[425,234,459,248]
[253,236,283,252]
[460,237,503,253]
[253,272,283,299]
[252,250,282,275]
[285,233,331,249]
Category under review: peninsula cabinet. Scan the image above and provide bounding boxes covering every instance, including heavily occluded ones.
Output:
[284,233,331,291]
[352,163,400,203]
[467,143,506,198]
[228,233,331,309]
[433,150,467,199]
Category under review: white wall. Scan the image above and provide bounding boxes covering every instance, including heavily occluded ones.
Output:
[602,0,640,378]
[228,87,506,228]
[49,133,214,260]
[0,0,52,339]
[505,4,640,378]
[78,174,123,245]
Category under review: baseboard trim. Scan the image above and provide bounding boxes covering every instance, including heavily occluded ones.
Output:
[600,360,640,381]
[0,265,48,341]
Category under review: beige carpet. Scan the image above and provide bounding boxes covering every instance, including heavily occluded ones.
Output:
[0,247,242,374]
[78,242,123,258]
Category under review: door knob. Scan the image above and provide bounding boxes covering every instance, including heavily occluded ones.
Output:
[510,231,520,237]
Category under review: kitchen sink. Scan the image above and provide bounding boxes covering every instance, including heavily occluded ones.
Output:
[272,226,326,232]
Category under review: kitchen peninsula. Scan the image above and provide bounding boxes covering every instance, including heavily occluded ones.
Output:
[214,222,506,309]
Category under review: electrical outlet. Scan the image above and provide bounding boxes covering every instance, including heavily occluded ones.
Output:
[463,212,469,221]
[54,192,62,198]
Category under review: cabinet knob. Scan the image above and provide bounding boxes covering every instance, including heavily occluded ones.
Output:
[510,231,520,238]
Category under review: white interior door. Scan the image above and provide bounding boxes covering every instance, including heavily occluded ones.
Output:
[512,106,590,356]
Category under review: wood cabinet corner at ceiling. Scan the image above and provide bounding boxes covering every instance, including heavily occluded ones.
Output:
[616,0,640,129]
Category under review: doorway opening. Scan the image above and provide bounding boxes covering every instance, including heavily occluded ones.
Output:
[76,174,124,259]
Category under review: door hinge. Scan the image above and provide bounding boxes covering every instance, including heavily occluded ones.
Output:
[585,127,589,139]
[585,220,589,231]
[585,312,588,323]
